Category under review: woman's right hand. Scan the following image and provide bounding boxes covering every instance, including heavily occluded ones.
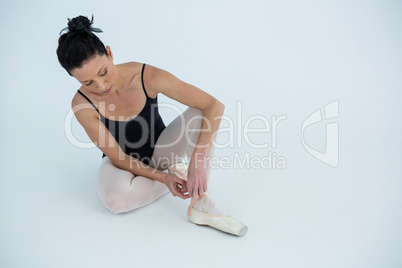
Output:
[164,173,190,199]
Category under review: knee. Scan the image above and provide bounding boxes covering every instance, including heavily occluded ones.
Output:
[186,108,204,134]
[103,191,127,214]
[188,108,202,123]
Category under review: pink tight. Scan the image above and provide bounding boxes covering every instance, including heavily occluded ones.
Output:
[97,107,216,214]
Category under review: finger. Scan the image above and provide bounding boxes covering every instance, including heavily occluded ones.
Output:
[176,182,184,189]
[204,180,208,195]
[173,181,186,194]
[175,182,187,193]
[174,186,190,199]
[173,176,187,186]
[188,185,194,198]
[181,184,188,193]
[192,183,199,199]
[179,187,188,194]
[178,183,188,193]
[199,183,204,197]
[180,191,190,199]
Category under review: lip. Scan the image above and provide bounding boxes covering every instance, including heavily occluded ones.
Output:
[103,86,112,94]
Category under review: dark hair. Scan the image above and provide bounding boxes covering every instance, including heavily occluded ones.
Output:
[56,14,107,76]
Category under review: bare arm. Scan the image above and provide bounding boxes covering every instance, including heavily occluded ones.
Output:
[71,96,168,185]
[144,64,225,156]
[143,64,225,197]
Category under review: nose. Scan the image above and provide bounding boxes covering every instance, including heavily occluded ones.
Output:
[98,79,107,91]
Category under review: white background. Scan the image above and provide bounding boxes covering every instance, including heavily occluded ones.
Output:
[0,0,401,267]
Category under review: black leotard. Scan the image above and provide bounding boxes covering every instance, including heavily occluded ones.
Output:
[76,63,166,165]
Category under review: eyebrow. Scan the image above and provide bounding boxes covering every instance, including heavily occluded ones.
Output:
[80,64,106,83]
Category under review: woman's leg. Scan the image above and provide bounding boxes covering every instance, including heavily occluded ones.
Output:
[150,107,224,215]
[97,156,169,214]
[96,108,204,214]
[151,107,215,178]
[97,107,217,214]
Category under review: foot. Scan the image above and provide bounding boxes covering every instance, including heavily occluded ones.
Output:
[168,163,248,236]
[191,195,227,216]
[188,194,248,237]
[168,163,225,215]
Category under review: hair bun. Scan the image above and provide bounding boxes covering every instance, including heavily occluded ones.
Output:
[68,15,91,32]
[59,14,103,36]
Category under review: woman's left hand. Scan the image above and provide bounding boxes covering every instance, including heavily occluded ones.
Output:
[163,173,190,199]
[186,157,208,198]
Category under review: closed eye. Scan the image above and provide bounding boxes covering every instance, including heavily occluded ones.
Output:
[85,69,107,86]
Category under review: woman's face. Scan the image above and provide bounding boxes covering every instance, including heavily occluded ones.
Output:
[70,46,119,96]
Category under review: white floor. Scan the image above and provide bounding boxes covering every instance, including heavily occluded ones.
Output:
[1,0,401,267]
[1,143,401,267]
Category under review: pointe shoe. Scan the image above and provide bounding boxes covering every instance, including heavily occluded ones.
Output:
[168,163,248,236]
[187,195,248,237]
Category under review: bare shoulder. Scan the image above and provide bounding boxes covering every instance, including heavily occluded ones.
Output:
[139,62,167,98]
[71,89,82,112]
[71,90,123,160]
[121,61,159,98]
[71,89,99,125]
[118,61,144,74]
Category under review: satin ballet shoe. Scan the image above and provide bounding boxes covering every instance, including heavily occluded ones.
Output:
[187,195,248,237]
[168,163,248,236]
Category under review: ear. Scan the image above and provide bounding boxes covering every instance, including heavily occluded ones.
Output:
[106,45,114,61]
